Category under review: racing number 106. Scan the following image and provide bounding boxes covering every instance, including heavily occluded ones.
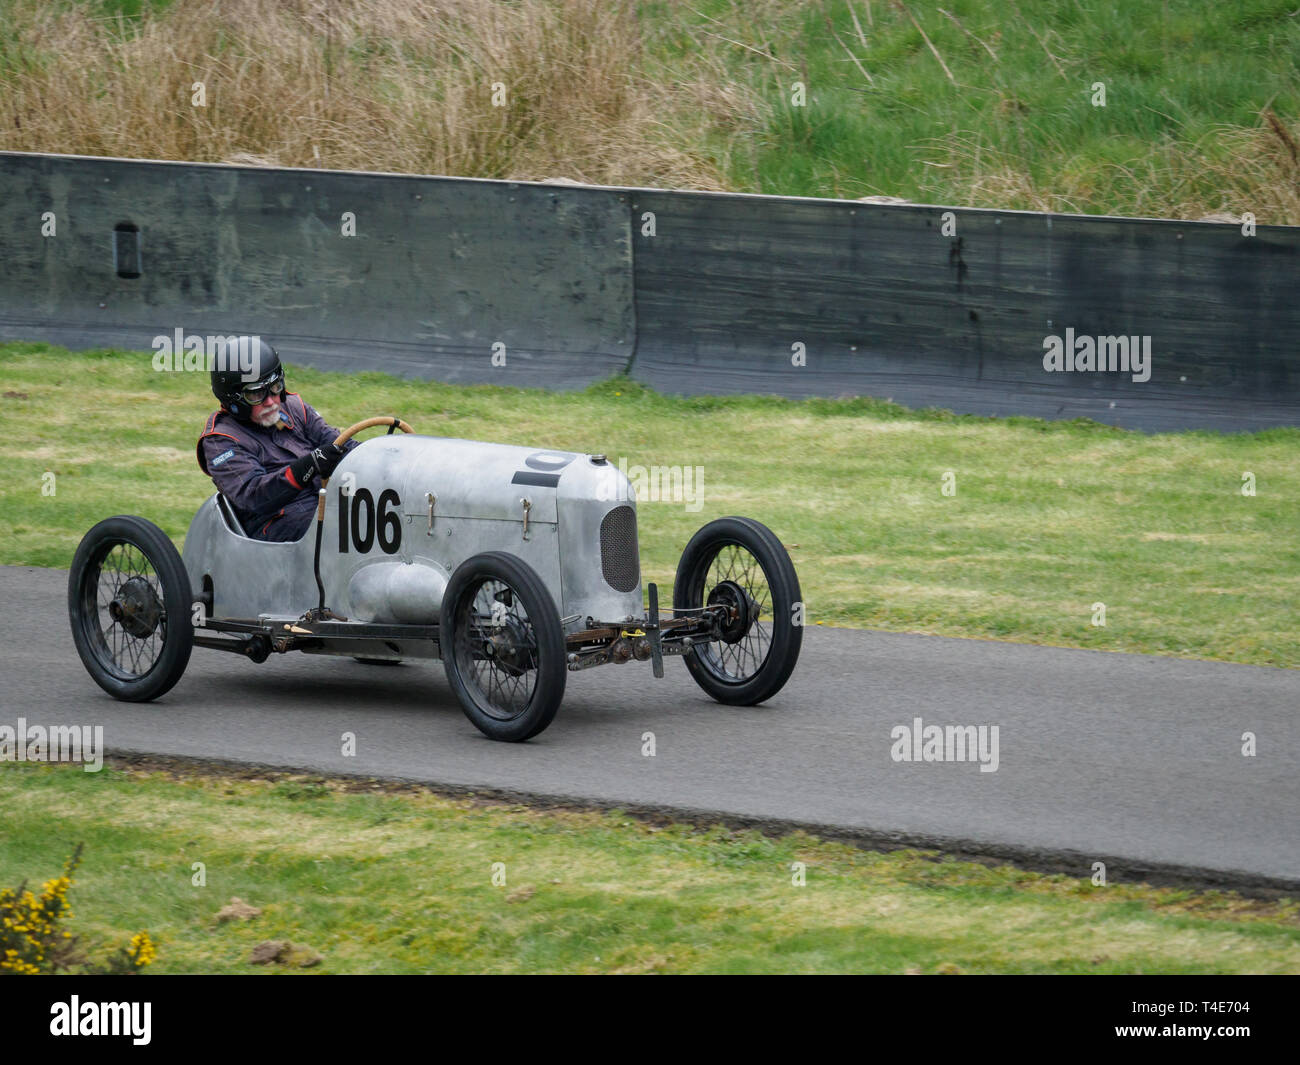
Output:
[338,487,401,554]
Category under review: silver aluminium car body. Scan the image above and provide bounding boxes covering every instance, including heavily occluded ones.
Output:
[182,435,642,658]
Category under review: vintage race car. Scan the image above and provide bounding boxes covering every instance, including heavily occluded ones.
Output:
[68,416,803,741]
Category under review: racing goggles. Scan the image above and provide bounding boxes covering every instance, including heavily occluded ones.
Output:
[240,372,284,406]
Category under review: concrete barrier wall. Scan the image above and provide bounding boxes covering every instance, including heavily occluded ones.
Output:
[629,190,1299,431]
[1,151,1295,431]
[0,152,633,388]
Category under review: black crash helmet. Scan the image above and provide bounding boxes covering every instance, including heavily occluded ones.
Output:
[210,336,284,419]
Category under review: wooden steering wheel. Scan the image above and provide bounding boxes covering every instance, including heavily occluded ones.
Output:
[332,416,414,447]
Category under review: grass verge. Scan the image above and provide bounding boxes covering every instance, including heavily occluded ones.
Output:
[2,759,1297,974]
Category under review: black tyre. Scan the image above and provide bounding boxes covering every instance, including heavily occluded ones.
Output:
[440,551,566,742]
[673,516,802,705]
[68,516,195,702]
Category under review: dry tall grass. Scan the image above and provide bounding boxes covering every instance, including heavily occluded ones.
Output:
[0,0,735,188]
[0,0,1294,222]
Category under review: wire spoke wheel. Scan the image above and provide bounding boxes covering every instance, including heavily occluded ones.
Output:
[440,552,564,742]
[454,577,541,722]
[68,516,194,702]
[673,517,802,706]
[98,544,168,677]
[698,545,774,683]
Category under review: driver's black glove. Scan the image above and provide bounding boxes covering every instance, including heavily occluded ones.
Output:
[287,451,321,487]
[288,443,345,487]
[313,442,346,479]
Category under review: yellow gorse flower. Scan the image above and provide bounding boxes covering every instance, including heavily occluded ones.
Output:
[126,931,157,968]
[2,846,155,974]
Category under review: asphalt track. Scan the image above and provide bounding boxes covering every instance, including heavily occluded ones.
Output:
[3,565,1297,891]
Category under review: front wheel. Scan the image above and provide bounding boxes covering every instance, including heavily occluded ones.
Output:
[440,552,566,742]
[673,517,802,705]
[67,516,195,701]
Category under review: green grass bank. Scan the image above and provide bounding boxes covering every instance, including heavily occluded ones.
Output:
[2,760,1296,974]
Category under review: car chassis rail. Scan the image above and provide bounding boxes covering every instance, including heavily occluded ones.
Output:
[192,582,731,676]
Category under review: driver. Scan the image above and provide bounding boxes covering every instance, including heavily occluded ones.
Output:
[197,338,357,542]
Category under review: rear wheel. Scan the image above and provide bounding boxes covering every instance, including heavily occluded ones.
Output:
[67,516,194,701]
[673,517,802,705]
[440,552,565,742]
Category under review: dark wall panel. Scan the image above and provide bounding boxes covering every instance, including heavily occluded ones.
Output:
[629,190,1299,431]
[1,152,1296,431]
[0,153,634,388]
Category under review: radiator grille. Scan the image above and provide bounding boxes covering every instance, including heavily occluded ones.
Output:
[599,506,640,592]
